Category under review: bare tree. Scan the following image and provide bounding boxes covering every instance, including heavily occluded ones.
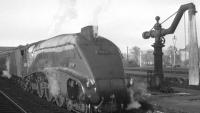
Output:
[142,50,154,66]
[130,46,140,66]
[165,46,181,67]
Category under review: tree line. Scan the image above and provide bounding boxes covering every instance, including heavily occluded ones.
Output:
[122,46,193,67]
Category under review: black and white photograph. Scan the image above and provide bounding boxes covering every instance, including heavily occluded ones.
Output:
[0,0,200,113]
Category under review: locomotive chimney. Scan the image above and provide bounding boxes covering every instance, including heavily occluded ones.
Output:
[81,26,98,40]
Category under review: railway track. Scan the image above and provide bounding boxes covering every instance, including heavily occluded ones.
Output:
[125,67,188,74]
[0,77,70,113]
[124,67,188,79]
[0,90,27,113]
[123,67,200,90]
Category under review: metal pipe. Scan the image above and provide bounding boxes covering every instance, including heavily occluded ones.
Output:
[142,3,196,39]
[161,3,196,35]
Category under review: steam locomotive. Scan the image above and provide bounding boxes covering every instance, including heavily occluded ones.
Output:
[0,26,130,113]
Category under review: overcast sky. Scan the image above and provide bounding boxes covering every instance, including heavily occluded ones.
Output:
[0,0,199,53]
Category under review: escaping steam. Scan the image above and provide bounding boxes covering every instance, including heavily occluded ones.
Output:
[126,79,148,110]
[48,0,77,36]
[46,70,60,97]
[1,57,11,79]
[2,71,11,79]
[48,0,110,36]
[84,0,110,26]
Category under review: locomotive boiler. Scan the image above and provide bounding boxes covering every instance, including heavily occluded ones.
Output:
[0,26,129,113]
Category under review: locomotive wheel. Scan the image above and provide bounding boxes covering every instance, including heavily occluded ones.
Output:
[55,94,65,107]
[22,79,29,91]
[45,88,53,102]
[19,78,24,88]
[28,83,34,94]
[24,77,31,92]
[44,77,53,102]
[21,79,26,90]
[37,81,45,98]
[25,82,32,92]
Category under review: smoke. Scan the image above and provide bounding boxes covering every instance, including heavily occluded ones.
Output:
[48,0,110,36]
[48,0,77,36]
[76,0,111,26]
[84,0,110,26]
[126,80,148,110]
[46,70,60,97]
[1,57,11,79]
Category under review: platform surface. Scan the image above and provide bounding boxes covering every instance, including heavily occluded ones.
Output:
[149,87,200,113]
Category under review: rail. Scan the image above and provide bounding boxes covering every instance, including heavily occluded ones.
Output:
[0,90,27,113]
[124,67,188,75]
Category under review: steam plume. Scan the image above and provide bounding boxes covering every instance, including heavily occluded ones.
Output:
[126,80,148,110]
[48,0,110,36]
[1,57,11,79]
[46,70,60,97]
[86,0,110,25]
[188,9,199,85]
[2,71,11,79]
[48,0,77,36]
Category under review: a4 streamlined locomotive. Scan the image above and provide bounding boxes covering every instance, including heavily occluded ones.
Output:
[0,26,130,113]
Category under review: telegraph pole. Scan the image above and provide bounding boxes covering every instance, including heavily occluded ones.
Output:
[139,50,142,67]
[127,46,129,62]
[184,13,187,63]
[172,35,177,67]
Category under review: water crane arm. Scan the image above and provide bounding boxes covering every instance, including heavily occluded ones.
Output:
[161,3,196,35]
[142,3,196,39]
[141,3,197,89]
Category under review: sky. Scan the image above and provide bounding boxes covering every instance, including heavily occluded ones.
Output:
[0,0,199,53]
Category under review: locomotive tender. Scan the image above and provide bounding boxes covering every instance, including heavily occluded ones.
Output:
[0,26,129,113]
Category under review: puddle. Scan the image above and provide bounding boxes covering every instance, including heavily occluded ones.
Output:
[174,92,191,96]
